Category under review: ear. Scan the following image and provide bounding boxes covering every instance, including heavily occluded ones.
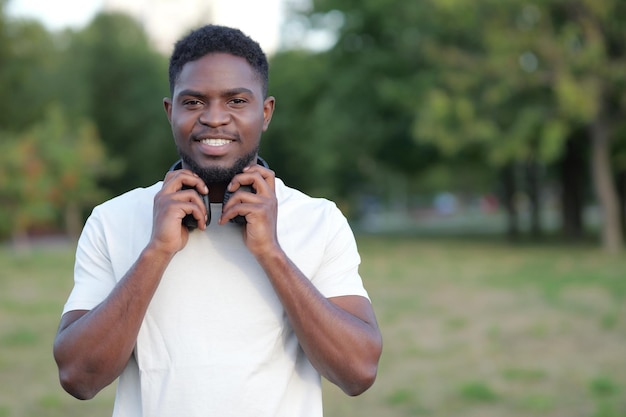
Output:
[262,96,275,132]
[163,97,173,124]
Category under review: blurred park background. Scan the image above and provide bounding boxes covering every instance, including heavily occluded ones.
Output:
[0,0,625,416]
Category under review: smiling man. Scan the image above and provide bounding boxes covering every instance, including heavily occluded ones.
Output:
[53,25,382,417]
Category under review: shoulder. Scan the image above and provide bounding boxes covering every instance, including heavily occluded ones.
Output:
[274,177,351,236]
[92,182,162,217]
[275,178,340,215]
[86,182,162,235]
[78,182,162,260]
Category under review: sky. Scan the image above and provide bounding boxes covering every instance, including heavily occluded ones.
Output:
[5,0,286,54]
[6,0,105,30]
[5,0,334,54]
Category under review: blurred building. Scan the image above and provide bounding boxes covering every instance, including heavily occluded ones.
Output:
[103,0,283,55]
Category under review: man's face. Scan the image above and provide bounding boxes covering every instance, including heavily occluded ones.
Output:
[164,53,274,184]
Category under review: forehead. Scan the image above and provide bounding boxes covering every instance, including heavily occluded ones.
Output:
[174,53,263,96]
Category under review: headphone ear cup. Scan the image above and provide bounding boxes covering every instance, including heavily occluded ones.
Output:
[223,185,254,225]
[181,186,210,230]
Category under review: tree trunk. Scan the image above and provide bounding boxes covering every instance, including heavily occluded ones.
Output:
[589,116,623,253]
[560,134,586,241]
[501,164,519,241]
[525,158,542,239]
[618,170,626,236]
[64,202,83,241]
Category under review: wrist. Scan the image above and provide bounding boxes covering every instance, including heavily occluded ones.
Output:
[143,240,178,263]
[254,243,286,267]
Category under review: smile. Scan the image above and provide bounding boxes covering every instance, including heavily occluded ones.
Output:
[200,138,233,146]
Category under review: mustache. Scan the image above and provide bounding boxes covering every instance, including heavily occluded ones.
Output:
[191,130,240,142]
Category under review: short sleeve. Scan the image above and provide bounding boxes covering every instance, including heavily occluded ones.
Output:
[62,207,117,314]
[310,205,369,300]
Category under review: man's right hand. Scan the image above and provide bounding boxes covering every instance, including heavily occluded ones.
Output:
[151,169,209,255]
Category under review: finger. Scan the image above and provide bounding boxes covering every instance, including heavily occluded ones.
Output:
[220,190,258,223]
[163,169,209,195]
[170,187,207,207]
[228,169,274,196]
[219,201,262,225]
[244,164,275,187]
[155,186,209,229]
[179,200,210,230]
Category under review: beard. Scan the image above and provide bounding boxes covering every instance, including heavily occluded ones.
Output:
[177,146,259,185]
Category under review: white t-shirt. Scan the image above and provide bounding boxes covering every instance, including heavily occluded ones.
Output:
[63,178,369,417]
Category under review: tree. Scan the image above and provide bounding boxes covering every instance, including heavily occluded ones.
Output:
[265,1,443,214]
[0,5,107,244]
[0,8,60,132]
[37,105,111,238]
[0,105,109,246]
[262,50,335,196]
[341,0,624,249]
[558,129,589,240]
[555,0,626,253]
[408,0,572,240]
[275,0,626,251]
[74,12,176,196]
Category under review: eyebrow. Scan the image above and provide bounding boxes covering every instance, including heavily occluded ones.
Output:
[176,87,255,99]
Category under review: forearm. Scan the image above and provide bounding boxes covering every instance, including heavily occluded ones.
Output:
[256,248,382,396]
[54,245,174,399]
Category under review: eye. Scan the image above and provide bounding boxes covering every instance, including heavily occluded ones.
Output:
[183,99,203,109]
[228,98,247,106]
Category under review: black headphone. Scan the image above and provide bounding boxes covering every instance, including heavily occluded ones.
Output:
[167,156,269,173]
[168,157,270,229]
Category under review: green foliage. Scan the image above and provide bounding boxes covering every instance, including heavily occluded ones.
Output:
[0,17,60,132]
[262,50,334,195]
[265,1,441,203]
[76,12,176,194]
[1,0,625,242]
[0,105,111,237]
[266,0,625,248]
[0,7,177,238]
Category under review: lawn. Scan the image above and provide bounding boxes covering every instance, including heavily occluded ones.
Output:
[0,236,625,417]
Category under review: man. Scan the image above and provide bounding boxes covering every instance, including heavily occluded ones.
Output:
[54,25,382,416]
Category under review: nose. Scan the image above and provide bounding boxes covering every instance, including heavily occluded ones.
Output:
[198,102,230,127]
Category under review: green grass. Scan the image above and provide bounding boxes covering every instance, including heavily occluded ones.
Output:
[1,236,625,417]
[0,245,117,417]
[322,235,626,417]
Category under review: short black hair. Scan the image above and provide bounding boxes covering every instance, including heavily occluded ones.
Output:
[168,25,269,97]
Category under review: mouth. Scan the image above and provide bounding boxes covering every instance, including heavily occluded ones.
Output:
[199,138,234,147]
[194,136,237,157]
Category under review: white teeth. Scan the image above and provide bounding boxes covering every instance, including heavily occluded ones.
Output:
[201,138,231,146]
